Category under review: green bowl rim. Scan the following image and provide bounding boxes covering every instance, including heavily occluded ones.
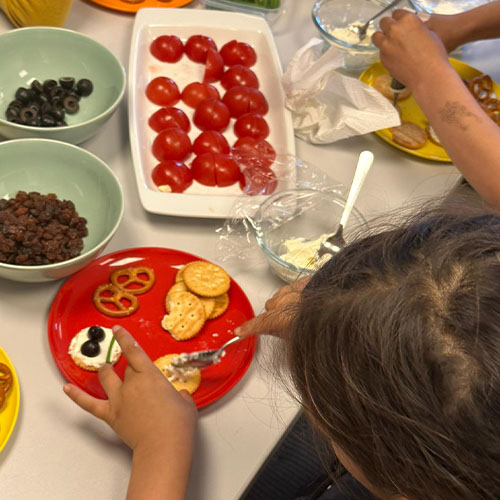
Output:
[0,137,124,271]
[0,27,126,132]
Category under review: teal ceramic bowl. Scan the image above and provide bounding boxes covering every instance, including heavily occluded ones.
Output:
[0,139,124,282]
[0,27,126,144]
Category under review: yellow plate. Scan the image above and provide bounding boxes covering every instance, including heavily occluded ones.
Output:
[88,0,195,14]
[0,347,20,454]
[359,58,500,162]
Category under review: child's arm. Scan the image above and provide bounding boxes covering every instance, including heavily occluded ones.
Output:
[373,10,500,208]
[64,326,197,500]
[426,1,500,52]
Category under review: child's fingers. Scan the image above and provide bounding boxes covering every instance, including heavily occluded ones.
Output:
[98,364,121,399]
[63,384,109,421]
[112,325,151,372]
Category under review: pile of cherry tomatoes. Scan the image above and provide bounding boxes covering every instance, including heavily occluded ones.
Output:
[146,34,278,195]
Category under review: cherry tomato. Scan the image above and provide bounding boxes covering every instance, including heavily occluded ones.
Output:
[204,48,224,83]
[152,160,193,193]
[191,153,241,187]
[181,82,220,108]
[232,137,276,169]
[148,107,190,133]
[150,35,183,63]
[184,35,217,63]
[220,65,259,90]
[192,131,230,155]
[193,98,230,132]
[146,77,180,107]
[234,112,269,140]
[152,128,192,162]
[239,166,278,196]
[220,40,257,67]
[222,86,268,118]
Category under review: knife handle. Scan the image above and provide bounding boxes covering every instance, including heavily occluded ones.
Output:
[390,78,406,106]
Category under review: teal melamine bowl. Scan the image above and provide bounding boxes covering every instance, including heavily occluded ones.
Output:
[0,27,126,144]
[0,139,124,282]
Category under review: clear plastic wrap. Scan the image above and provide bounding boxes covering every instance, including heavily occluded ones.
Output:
[216,155,360,282]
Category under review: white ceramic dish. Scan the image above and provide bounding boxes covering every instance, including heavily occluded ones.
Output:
[128,8,296,218]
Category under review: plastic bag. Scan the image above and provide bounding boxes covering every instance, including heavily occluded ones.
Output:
[216,155,346,278]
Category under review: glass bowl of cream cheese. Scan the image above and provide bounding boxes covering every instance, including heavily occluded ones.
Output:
[253,188,367,283]
[312,0,394,70]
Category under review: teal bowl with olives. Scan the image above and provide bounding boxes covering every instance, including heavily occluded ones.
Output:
[0,139,124,282]
[0,27,126,144]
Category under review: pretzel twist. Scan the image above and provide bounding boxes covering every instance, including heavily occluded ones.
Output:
[110,267,155,295]
[93,283,139,317]
[0,362,13,394]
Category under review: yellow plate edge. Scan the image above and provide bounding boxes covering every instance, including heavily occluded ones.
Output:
[359,58,500,163]
[0,347,20,454]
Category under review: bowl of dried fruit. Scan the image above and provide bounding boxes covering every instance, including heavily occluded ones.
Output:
[0,27,125,144]
[0,139,124,282]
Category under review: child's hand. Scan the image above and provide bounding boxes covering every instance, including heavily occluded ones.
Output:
[63,325,198,452]
[235,276,309,338]
[372,10,450,91]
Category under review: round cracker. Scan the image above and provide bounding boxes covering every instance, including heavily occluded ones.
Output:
[161,291,206,340]
[209,293,230,319]
[373,74,411,101]
[174,261,203,283]
[154,354,201,394]
[166,281,215,317]
[165,281,188,311]
[183,261,230,298]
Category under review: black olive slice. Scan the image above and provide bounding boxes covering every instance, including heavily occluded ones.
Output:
[81,340,101,357]
[52,108,65,120]
[63,95,79,114]
[20,107,36,122]
[15,88,30,104]
[41,114,56,127]
[42,79,58,93]
[76,78,93,97]
[31,80,43,94]
[87,326,105,342]
[59,77,75,90]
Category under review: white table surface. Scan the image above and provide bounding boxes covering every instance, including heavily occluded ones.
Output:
[1,1,499,499]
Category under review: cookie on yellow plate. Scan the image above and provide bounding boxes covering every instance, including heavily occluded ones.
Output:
[162,291,206,340]
[154,354,201,394]
[373,74,411,101]
[183,261,230,298]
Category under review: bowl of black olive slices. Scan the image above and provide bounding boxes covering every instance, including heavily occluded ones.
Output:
[0,27,125,144]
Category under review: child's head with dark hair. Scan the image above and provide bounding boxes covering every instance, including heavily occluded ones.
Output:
[286,201,500,500]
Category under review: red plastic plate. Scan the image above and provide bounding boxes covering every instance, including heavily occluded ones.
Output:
[48,247,256,409]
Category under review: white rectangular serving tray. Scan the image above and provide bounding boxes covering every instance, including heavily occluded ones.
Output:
[128,8,296,218]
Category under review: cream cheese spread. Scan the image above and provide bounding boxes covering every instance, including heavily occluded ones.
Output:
[68,326,122,369]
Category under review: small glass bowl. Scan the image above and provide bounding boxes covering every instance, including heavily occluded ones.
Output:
[312,0,391,70]
[409,0,492,14]
[253,188,367,283]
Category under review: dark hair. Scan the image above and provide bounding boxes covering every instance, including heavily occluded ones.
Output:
[285,199,500,500]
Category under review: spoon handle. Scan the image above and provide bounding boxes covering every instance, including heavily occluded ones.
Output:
[363,0,403,27]
[339,151,374,228]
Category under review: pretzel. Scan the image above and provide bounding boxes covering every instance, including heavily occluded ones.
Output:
[0,388,4,409]
[468,74,494,102]
[93,283,139,317]
[0,362,12,394]
[110,266,155,295]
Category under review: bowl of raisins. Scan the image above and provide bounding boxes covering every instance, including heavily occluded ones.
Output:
[0,138,124,282]
[0,27,125,145]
